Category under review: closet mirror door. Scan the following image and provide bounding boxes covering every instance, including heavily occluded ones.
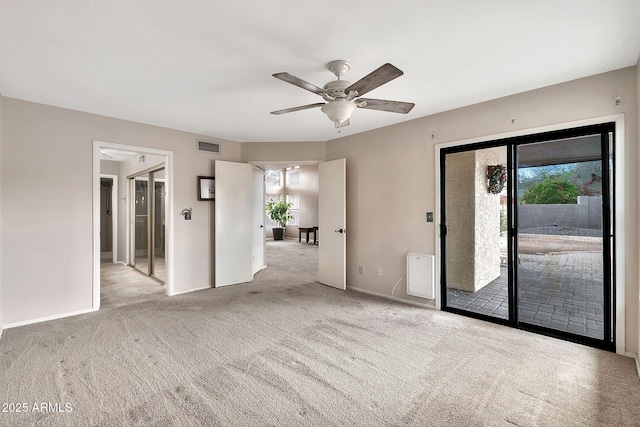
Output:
[133,176,149,275]
[152,169,166,283]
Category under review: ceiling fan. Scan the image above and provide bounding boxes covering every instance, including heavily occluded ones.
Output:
[270,60,414,130]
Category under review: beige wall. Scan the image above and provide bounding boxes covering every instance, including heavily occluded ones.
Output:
[637,57,640,356]
[284,165,319,238]
[100,159,120,176]
[241,141,325,163]
[1,97,241,325]
[0,96,3,331]
[297,165,319,229]
[326,67,638,353]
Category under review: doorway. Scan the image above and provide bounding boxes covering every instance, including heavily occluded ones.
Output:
[263,163,320,281]
[215,159,345,290]
[100,174,118,264]
[440,123,615,350]
[92,140,174,310]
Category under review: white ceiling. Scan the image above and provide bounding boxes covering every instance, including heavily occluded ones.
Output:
[1,1,639,143]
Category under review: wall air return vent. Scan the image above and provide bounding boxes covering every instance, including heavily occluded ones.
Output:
[197,140,221,155]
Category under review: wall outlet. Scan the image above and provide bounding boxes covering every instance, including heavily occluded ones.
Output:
[358,265,364,274]
[376,267,382,277]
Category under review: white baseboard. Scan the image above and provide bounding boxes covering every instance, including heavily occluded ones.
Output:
[169,285,211,296]
[3,308,98,330]
[625,352,640,379]
[348,286,436,309]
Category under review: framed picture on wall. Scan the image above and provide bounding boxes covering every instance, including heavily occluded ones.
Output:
[198,176,215,201]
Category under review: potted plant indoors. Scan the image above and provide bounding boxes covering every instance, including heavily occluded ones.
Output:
[266,200,294,240]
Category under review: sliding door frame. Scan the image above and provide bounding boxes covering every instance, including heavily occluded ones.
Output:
[128,164,166,283]
[434,115,626,355]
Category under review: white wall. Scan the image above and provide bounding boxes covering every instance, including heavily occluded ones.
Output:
[326,67,639,354]
[1,97,241,325]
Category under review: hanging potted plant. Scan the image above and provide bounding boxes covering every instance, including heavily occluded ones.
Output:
[266,200,294,241]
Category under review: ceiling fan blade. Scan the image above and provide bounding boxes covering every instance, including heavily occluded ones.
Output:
[357,98,415,114]
[272,72,326,95]
[345,63,404,97]
[270,103,325,115]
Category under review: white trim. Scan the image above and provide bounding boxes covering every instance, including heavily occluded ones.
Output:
[434,114,626,355]
[93,140,175,311]
[348,286,436,309]
[623,352,640,379]
[169,285,212,296]
[3,308,97,330]
[99,173,118,264]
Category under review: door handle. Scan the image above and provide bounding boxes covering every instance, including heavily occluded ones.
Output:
[259,225,264,228]
[335,228,345,234]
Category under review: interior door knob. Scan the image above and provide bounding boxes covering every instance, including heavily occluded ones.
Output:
[335,228,345,234]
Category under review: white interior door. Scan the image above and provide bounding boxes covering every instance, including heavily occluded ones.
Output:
[252,167,265,275]
[215,160,254,287]
[318,158,346,290]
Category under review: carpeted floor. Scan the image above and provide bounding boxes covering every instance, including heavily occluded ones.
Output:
[1,239,639,426]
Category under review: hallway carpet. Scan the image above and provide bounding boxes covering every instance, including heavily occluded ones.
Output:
[1,240,639,426]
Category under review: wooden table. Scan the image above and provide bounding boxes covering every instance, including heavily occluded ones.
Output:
[298,226,318,244]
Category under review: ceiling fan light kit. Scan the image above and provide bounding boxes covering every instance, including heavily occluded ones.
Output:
[271,60,414,131]
[321,99,357,128]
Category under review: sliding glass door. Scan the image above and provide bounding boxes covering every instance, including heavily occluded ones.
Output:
[516,133,611,341]
[441,123,614,350]
[443,146,510,320]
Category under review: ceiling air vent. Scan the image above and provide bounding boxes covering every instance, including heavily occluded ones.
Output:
[197,140,221,155]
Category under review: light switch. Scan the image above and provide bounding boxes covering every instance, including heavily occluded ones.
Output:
[426,212,434,222]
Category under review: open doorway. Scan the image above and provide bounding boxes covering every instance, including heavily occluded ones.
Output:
[262,162,320,280]
[93,141,174,310]
[99,174,118,264]
[215,158,345,290]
